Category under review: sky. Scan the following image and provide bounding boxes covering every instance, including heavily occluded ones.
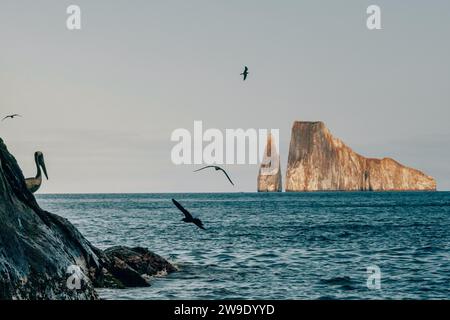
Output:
[0,0,449,193]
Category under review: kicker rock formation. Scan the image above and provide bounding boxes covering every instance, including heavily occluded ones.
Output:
[257,133,282,192]
[285,121,436,191]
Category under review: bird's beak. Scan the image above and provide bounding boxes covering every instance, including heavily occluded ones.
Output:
[40,157,49,180]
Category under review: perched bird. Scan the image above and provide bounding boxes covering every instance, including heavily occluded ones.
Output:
[194,165,234,186]
[25,151,48,193]
[2,114,22,121]
[240,66,249,81]
[172,199,206,230]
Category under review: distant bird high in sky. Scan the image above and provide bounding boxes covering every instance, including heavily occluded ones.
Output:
[194,165,234,186]
[240,66,249,81]
[172,199,206,230]
[2,114,22,121]
[25,151,48,193]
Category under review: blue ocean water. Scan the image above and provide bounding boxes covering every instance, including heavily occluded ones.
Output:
[37,192,450,300]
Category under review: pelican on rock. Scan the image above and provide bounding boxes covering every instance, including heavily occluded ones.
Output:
[25,151,48,193]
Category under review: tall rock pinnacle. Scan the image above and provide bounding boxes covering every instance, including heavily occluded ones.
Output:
[257,133,282,192]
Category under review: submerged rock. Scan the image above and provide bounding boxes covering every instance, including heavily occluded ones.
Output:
[0,138,175,299]
[285,121,436,191]
[103,246,176,288]
[257,133,282,192]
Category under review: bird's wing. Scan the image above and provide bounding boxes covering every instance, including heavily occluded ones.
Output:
[218,168,235,186]
[244,66,248,72]
[13,114,21,117]
[193,166,215,172]
[243,73,247,80]
[193,218,206,230]
[1,116,9,121]
[172,199,193,219]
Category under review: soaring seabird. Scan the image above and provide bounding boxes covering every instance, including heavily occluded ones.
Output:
[2,114,22,121]
[193,165,234,186]
[172,199,206,230]
[25,151,48,193]
[240,66,249,81]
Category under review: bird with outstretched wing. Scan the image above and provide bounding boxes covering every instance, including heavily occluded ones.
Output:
[2,114,22,121]
[172,199,206,230]
[194,165,234,186]
[240,66,249,81]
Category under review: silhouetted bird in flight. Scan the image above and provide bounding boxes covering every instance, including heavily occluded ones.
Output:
[240,66,249,81]
[194,165,234,186]
[2,114,21,121]
[172,199,206,230]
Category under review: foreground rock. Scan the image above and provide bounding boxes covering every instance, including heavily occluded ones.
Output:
[285,121,436,191]
[104,246,177,288]
[0,138,174,299]
[257,133,282,192]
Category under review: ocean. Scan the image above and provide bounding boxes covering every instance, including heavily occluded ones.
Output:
[37,192,450,300]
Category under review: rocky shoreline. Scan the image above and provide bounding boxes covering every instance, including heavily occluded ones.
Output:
[0,138,175,300]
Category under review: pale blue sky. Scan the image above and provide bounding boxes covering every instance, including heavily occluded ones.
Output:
[1,0,449,192]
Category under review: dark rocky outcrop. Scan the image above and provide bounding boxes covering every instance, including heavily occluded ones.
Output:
[0,138,174,299]
[104,246,177,288]
[257,133,282,192]
[285,121,436,191]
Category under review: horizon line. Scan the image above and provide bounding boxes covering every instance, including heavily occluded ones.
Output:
[34,190,449,196]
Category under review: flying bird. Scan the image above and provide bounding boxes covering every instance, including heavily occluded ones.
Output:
[2,114,22,121]
[25,151,49,193]
[194,165,234,186]
[172,199,206,230]
[240,66,249,81]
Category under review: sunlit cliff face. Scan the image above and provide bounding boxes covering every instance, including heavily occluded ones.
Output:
[285,121,436,192]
